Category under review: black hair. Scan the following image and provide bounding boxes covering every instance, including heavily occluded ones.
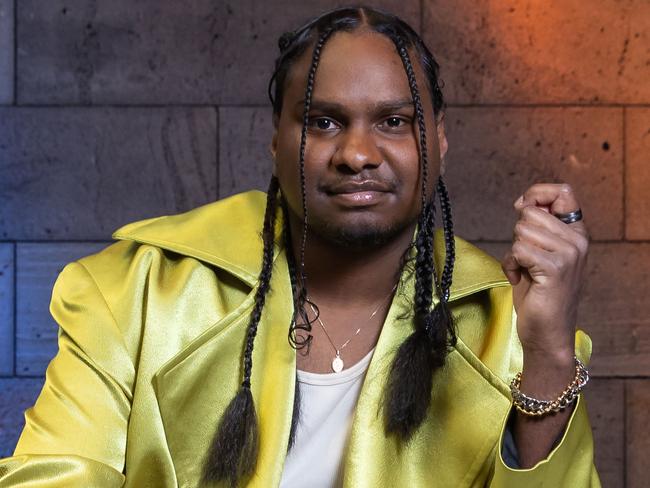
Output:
[202,6,456,485]
[201,175,279,487]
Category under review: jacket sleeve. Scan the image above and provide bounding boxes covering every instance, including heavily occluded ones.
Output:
[0,261,134,487]
[489,394,600,487]
[488,330,601,487]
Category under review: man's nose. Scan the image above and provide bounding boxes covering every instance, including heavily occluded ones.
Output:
[332,128,383,173]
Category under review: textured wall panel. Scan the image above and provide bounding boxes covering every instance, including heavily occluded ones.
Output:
[584,379,624,488]
[0,378,46,457]
[17,0,420,105]
[219,107,273,198]
[0,107,217,240]
[444,107,623,241]
[16,242,110,376]
[0,243,13,376]
[580,244,650,376]
[626,380,650,488]
[474,242,650,377]
[423,0,650,104]
[626,108,650,240]
[0,0,13,104]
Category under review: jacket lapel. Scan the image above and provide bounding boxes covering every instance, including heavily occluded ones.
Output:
[341,266,514,487]
[112,192,298,487]
[338,235,513,487]
[152,251,296,488]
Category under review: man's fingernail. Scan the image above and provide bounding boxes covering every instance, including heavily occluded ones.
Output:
[515,195,524,207]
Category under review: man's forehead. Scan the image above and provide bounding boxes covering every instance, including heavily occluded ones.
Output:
[282,30,432,111]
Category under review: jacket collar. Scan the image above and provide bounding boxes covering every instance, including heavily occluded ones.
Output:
[112,190,509,299]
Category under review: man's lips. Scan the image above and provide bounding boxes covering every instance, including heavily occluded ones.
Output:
[323,180,393,195]
[321,180,394,207]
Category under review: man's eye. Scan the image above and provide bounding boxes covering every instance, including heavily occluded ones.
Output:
[310,117,338,131]
[384,117,406,128]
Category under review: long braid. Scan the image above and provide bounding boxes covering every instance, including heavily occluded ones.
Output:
[383,37,456,441]
[295,28,333,318]
[437,176,456,303]
[437,176,457,347]
[282,198,306,452]
[282,28,335,455]
[201,176,280,487]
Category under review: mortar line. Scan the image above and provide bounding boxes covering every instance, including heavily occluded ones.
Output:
[11,102,650,109]
[12,241,16,377]
[0,239,114,244]
[12,0,17,105]
[216,105,220,199]
[623,379,627,487]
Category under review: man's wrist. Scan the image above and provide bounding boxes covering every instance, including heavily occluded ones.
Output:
[520,348,576,398]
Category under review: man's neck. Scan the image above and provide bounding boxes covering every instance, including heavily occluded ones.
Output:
[287,218,415,308]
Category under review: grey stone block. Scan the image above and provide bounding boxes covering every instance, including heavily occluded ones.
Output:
[219,106,273,198]
[473,242,650,377]
[444,107,623,241]
[626,108,650,240]
[17,0,420,105]
[0,107,217,240]
[0,0,13,104]
[578,243,650,377]
[0,243,13,376]
[585,379,624,488]
[423,0,650,104]
[16,242,110,376]
[0,378,45,457]
[627,380,650,488]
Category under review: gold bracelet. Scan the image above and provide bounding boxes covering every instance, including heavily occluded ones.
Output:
[509,356,589,417]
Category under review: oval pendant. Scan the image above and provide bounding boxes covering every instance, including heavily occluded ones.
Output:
[332,355,344,373]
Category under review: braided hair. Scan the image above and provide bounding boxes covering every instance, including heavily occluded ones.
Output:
[202,6,456,486]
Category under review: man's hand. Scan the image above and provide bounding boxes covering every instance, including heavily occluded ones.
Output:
[501,182,591,468]
[501,183,590,363]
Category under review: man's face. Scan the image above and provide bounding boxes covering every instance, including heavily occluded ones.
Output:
[272,29,447,248]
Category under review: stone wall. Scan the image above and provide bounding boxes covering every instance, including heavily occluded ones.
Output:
[1,1,649,486]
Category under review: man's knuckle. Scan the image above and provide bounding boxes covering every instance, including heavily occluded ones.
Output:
[576,235,589,254]
[560,183,573,194]
[565,244,580,261]
[521,206,536,219]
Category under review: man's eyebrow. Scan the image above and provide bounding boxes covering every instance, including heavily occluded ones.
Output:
[295,98,415,112]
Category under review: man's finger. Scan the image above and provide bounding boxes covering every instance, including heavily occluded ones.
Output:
[514,183,589,239]
[501,250,522,286]
[518,205,590,242]
[514,183,580,215]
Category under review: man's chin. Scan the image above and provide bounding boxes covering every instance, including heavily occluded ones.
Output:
[308,216,415,249]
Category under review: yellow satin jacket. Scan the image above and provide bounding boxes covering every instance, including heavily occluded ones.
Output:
[0,191,600,487]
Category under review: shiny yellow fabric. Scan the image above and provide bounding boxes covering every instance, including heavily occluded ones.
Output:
[0,190,600,487]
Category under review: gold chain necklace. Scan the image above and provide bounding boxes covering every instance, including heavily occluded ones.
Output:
[307,284,397,373]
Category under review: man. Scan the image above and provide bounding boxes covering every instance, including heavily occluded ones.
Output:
[0,7,598,487]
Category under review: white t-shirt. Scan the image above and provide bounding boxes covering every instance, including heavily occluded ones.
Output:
[279,348,376,488]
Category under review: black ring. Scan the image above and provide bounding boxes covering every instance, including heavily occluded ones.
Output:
[554,208,583,224]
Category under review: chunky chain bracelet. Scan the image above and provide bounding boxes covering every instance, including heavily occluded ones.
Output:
[509,356,589,417]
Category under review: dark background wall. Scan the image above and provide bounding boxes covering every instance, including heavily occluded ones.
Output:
[0,1,648,486]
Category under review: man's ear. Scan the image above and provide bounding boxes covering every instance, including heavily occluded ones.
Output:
[436,116,449,176]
